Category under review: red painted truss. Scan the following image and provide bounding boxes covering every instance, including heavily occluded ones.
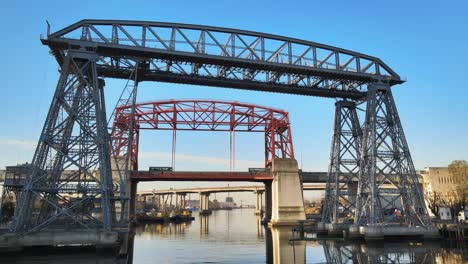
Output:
[110,99,294,168]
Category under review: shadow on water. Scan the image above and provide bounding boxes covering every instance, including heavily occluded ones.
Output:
[0,209,467,263]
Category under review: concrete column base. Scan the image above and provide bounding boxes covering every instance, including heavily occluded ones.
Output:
[348,224,362,239]
[326,223,348,237]
[316,222,328,237]
[269,159,306,226]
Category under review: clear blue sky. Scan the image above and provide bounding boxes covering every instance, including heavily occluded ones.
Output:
[0,1,467,202]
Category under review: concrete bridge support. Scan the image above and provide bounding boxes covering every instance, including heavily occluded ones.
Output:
[129,180,138,222]
[199,193,211,215]
[269,159,306,226]
[255,190,264,215]
[263,181,272,224]
[177,193,187,209]
[157,194,163,211]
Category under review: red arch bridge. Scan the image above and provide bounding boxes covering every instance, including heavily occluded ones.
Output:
[110,99,294,170]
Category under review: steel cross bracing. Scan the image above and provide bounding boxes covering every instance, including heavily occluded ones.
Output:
[41,20,403,99]
[8,20,429,236]
[322,100,362,224]
[322,241,356,264]
[355,84,429,226]
[10,50,116,234]
[110,100,294,167]
[108,62,140,226]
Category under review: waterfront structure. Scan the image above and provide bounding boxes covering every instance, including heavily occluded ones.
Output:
[1,19,430,251]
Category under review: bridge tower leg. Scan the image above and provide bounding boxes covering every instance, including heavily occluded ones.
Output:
[3,50,119,249]
[269,158,305,226]
[354,83,436,239]
[322,100,362,236]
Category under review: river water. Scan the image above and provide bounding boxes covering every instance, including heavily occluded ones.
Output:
[1,208,467,263]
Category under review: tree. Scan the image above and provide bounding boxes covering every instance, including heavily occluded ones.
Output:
[448,160,468,212]
[425,190,442,217]
[0,200,15,222]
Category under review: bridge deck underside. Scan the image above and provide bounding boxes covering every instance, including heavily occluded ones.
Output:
[130,171,272,182]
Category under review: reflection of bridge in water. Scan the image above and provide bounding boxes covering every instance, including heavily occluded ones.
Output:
[133,217,466,264]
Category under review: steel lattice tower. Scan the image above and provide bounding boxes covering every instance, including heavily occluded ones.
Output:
[322,100,362,225]
[2,19,430,241]
[10,50,116,233]
[355,83,429,226]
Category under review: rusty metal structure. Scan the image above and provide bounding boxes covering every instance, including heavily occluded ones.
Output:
[111,99,293,169]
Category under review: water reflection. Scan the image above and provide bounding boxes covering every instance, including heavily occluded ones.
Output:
[256,215,264,238]
[266,226,305,264]
[200,215,209,235]
[320,240,467,264]
[0,209,466,263]
[135,221,191,237]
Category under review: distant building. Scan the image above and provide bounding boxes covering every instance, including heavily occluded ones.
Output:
[216,197,236,208]
[419,167,458,200]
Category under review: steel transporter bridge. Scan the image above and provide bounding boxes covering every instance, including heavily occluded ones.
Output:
[0,19,436,252]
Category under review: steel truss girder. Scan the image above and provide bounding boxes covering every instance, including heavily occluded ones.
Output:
[355,84,429,226]
[322,100,362,224]
[10,50,116,234]
[41,20,403,99]
[110,100,294,167]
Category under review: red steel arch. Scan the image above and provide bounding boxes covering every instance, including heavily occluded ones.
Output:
[110,99,294,169]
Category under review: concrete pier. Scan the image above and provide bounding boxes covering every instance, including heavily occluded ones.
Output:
[326,223,348,237]
[316,222,328,236]
[269,159,306,226]
[263,181,272,224]
[360,225,440,241]
[129,180,138,222]
[199,193,212,215]
[254,190,264,215]
[0,230,120,253]
[348,224,361,239]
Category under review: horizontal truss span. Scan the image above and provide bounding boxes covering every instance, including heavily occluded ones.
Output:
[111,99,294,166]
[42,19,403,99]
[115,99,290,131]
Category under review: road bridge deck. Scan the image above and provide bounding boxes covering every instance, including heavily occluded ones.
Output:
[130,171,332,183]
[130,171,272,182]
[138,184,326,196]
